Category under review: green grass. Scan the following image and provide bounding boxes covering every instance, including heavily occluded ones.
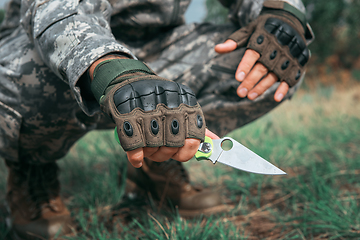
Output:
[1,84,360,239]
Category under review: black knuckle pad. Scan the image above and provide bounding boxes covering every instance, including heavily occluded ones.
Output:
[265,18,294,45]
[264,17,281,34]
[113,85,133,114]
[298,48,310,66]
[288,36,306,58]
[277,23,295,45]
[178,84,197,106]
[265,18,309,66]
[163,81,180,108]
[291,36,308,64]
[288,39,302,57]
[113,80,199,114]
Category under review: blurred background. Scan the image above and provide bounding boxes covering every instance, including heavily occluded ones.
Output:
[0,0,359,239]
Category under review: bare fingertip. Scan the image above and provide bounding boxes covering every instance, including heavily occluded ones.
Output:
[248,92,258,100]
[131,161,143,168]
[237,87,248,98]
[275,93,284,102]
[237,71,245,81]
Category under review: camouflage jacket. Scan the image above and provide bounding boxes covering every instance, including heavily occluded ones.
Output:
[0,0,308,115]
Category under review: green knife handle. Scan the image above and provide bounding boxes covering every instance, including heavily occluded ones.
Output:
[114,127,120,144]
[195,136,213,160]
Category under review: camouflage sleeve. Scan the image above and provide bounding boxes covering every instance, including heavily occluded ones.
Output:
[218,0,306,27]
[20,0,136,115]
[0,0,21,40]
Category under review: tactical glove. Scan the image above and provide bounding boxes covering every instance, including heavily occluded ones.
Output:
[227,11,310,87]
[91,58,206,152]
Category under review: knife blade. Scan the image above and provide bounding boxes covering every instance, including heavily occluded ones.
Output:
[195,136,286,175]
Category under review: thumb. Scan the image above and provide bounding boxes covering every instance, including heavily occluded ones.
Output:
[225,22,257,49]
[205,128,220,140]
[126,148,144,168]
[215,39,238,54]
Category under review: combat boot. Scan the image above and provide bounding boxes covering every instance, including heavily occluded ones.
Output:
[5,160,72,239]
[126,158,228,217]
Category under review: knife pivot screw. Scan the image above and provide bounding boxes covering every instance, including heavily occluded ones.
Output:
[199,142,212,153]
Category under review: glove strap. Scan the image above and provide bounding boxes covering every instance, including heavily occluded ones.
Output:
[91,59,154,102]
[262,1,307,33]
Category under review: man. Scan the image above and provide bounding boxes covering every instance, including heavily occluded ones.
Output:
[0,0,313,238]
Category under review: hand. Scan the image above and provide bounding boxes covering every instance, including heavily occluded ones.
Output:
[89,55,206,166]
[215,41,289,102]
[126,129,220,168]
[214,12,310,102]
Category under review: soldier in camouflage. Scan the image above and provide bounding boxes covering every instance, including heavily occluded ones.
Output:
[0,0,313,238]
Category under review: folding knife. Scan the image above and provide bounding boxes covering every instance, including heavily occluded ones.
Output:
[195,136,286,175]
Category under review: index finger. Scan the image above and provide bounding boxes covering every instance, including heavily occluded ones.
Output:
[236,49,260,82]
[205,128,220,140]
[126,148,145,168]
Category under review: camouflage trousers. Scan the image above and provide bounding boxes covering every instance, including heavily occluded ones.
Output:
[0,22,301,164]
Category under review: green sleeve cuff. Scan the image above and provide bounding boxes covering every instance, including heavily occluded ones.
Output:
[90,59,154,102]
[262,1,307,30]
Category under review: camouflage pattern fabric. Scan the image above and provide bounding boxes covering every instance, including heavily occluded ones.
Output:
[0,0,305,163]
[218,0,305,27]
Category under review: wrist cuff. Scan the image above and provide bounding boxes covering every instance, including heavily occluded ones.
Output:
[91,59,154,102]
[262,1,306,29]
[261,1,315,45]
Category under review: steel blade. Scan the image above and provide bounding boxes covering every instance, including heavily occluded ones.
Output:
[214,137,286,175]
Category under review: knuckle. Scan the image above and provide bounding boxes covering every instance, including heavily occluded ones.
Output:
[252,87,267,96]
[143,147,159,157]
[246,49,260,59]
[280,81,290,91]
[181,148,198,161]
[161,146,178,155]
[241,77,258,88]
[251,77,277,95]
[268,72,278,81]
[129,158,143,167]
[255,63,269,75]
[174,153,192,162]
[241,61,254,72]
[184,139,200,149]
[130,154,144,163]
[172,147,196,162]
